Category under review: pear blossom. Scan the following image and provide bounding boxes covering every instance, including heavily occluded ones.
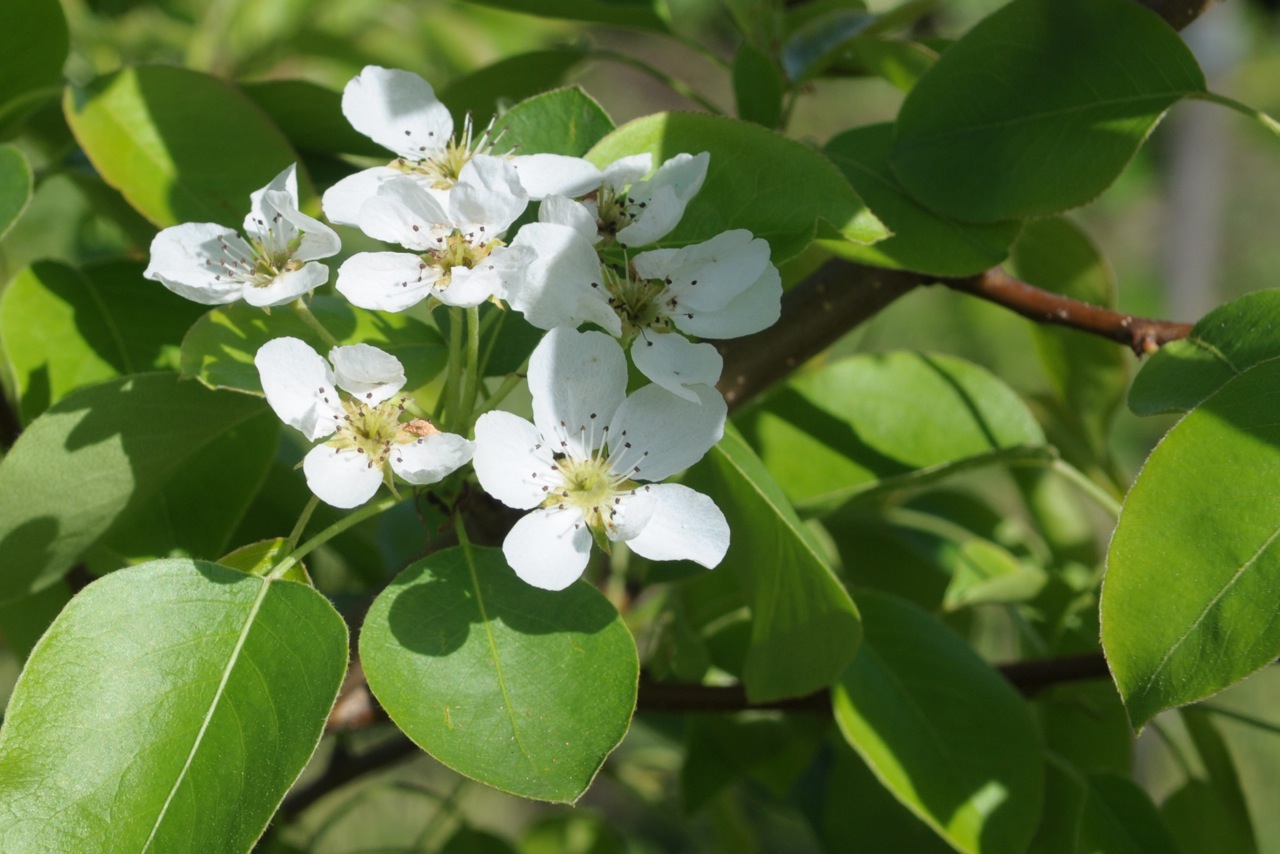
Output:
[255,337,474,508]
[335,156,535,310]
[322,65,601,225]
[144,164,340,307]
[507,226,781,400]
[473,327,729,590]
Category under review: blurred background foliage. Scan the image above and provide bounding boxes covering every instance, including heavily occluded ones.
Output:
[6,0,1280,850]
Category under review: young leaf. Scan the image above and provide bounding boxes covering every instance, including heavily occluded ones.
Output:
[823,123,1021,276]
[64,65,303,227]
[587,112,888,260]
[890,0,1205,222]
[1103,359,1280,728]
[441,49,590,130]
[0,559,347,852]
[684,424,861,702]
[0,373,271,602]
[1129,289,1280,416]
[0,143,33,241]
[494,87,615,157]
[832,591,1043,854]
[0,0,67,131]
[360,546,638,804]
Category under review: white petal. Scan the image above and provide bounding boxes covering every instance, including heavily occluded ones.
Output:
[508,223,618,334]
[484,241,537,304]
[511,154,603,200]
[606,485,657,542]
[537,195,599,244]
[330,342,405,404]
[245,164,299,236]
[616,185,683,247]
[278,206,342,262]
[502,507,593,591]
[342,66,453,161]
[433,262,503,308]
[336,251,440,312]
[242,262,329,307]
[529,328,627,458]
[630,334,723,402]
[624,483,729,568]
[359,177,450,250]
[322,166,404,226]
[390,433,475,484]
[675,262,781,339]
[254,337,343,441]
[601,153,652,190]
[450,155,528,235]
[617,151,709,247]
[303,444,385,509]
[144,222,251,305]
[607,383,725,482]
[633,230,770,313]
[473,411,559,510]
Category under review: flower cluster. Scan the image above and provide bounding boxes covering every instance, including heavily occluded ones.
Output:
[144,65,784,590]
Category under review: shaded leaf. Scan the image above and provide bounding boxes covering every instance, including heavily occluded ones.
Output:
[495,87,615,157]
[732,44,784,128]
[0,0,68,131]
[441,50,590,130]
[459,0,668,31]
[240,79,385,157]
[0,144,33,241]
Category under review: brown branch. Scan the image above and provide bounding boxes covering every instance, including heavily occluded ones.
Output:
[939,269,1194,357]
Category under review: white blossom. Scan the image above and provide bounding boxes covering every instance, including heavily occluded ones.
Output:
[255,337,473,508]
[473,327,729,590]
[144,164,339,307]
[322,65,601,226]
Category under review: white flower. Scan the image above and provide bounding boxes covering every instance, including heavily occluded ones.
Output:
[255,337,474,508]
[322,66,601,225]
[336,156,535,310]
[560,151,708,247]
[507,226,781,400]
[144,164,340,307]
[473,327,729,590]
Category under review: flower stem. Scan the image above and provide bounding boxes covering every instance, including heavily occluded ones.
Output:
[461,306,481,427]
[475,360,530,415]
[268,494,400,581]
[287,495,320,551]
[441,306,465,430]
[1050,458,1123,519]
[291,298,341,348]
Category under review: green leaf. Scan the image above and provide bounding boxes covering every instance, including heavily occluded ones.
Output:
[0,259,206,422]
[441,50,590,130]
[180,296,447,395]
[0,581,71,661]
[587,112,888,260]
[1160,708,1258,854]
[0,373,270,601]
[781,5,875,82]
[0,0,68,131]
[218,537,311,584]
[1033,682,1133,777]
[889,0,1206,222]
[64,65,303,227]
[1076,773,1182,854]
[1129,289,1280,416]
[494,87,615,157]
[459,0,668,31]
[685,424,861,702]
[0,559,347,851]
[681,715,825,812]
[823,123,1021,276]
[239,79,385,157]
[732,44,784,128]
[740,352,1045,512]
[833,591,1043,854]
[848,37,938,92]
[0,144,33,241]
[1103,359,1280,727]
[360,546,638,803]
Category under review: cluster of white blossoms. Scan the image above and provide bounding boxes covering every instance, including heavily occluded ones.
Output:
[143,65,783,590]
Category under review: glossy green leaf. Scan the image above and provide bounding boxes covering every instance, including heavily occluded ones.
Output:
[460,0,668,31]
[685,424,861,702]
[240,79,385,157]
[1103,359,1280,727]
[360,546,638,803]
[0,373,270,601]
[0,559,347,851]
[0,144,33,241]
[180,296,447,395]
[0,259,206,422]
[441,50,589,130]
[823,123,1021,276]
[587,112,888,260]
[732,44,784,128]
[890,0,1206,222]
[833,591,1043,854]
[1012,218,1126,460]
[741,352,1045,512]
[0,0,68,130]
[1129,289,1280,416]
[494,87,615,157]
[64,65,303,227]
